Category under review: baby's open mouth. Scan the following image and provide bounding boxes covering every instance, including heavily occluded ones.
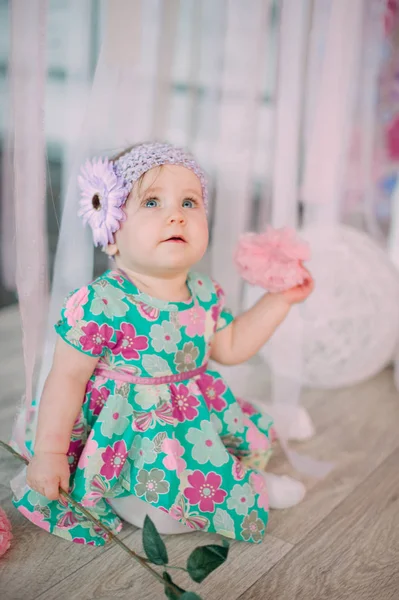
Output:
[163,235,187,243]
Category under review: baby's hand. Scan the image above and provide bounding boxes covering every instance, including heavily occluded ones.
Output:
[279,267,314,306]
[26,451,70,500]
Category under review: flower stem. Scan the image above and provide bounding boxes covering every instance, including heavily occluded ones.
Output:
[0,440,184,597]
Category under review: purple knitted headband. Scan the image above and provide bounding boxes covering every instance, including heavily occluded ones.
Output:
[78,141,208,247]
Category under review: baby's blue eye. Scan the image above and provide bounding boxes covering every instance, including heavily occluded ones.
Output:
[182,198,195,208]
[144,198,159,208]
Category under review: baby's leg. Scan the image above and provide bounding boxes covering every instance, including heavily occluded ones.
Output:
[234,398,306,510]
[108,495,193,535]
[249,398,315,442]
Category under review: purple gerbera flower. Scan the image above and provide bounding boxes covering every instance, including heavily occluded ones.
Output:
[78,157,128,247]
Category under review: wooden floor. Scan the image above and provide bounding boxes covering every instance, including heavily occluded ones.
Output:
[0,304,398,600]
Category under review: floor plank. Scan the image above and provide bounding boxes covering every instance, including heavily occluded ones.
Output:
[241,448,399,600]
[1,306,399,600]
[264,369,399,545]
[35,529,292,600]
[0,490,137,600]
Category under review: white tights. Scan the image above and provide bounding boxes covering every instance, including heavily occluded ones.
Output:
[108,471,305,534]
[108,495,192,534]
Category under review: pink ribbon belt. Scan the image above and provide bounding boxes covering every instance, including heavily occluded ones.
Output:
[93,363,208,385]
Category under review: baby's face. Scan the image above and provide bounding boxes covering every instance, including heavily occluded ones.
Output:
[108,164,209,276]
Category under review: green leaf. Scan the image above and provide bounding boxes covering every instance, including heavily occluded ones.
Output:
[180,593,203,599]
[143,515,168,565]
[162,572,186,600]
[187,544,229,583]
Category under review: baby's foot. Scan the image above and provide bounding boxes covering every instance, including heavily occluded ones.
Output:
[263,472,306,509]
[281,405,315,441]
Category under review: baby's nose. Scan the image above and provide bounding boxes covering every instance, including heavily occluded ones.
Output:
[168,211,185,224]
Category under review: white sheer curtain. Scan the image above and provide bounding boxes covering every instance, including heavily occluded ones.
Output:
[4,0,396,462]
[7,0,48,453]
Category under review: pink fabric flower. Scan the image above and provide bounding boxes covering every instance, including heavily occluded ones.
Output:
[0,507,13,557]
[250,472,269,510]
[80,322,114,355]
[211,305,220,324]
[161,438,187,475]
[170,383,200,422]
[197,373,227,412]
[245,418,270,451]
[232,456,246,480]
[18,506,50,532]
[178,306,206,337]
[212,280,224,302]
[64,287,89,327]
[236,397,257,416]
[89,385,110,416]
[73,538,96,546]
[67,439,84,474]
[113,323,148,360]
[234,226,310,293]
[269,425,278,443]
[78,432,99,469]
[184,470,227,512]
[100,440,128,480]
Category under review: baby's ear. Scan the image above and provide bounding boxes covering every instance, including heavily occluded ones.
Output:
[104,243,118,256]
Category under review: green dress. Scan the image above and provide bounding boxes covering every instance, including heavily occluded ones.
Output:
[12,269,275,546]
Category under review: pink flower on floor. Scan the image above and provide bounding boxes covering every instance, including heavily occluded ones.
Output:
[113,323,148,360]
[245,418,270,451]
[80,322,114,355]
[64,287,89,327]
[250,472,269,510]
[178,306,206,337]
[78,432,99,469]
[89,385,110,416]
[236,397,257,416]
[0,507,12,557]
[170,383,200,422]
[18,506,50,532]
[162,438,187,475]
[100,440,128,480]
[197,373,227,412]
[184,471,227,512]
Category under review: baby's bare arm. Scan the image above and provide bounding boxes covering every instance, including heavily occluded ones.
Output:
[34,338,99,454]
[27,338,99,499]
[210,269,314,366]
[210,293,290,366]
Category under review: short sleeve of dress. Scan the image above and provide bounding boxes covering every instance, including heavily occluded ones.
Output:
[213,280,234,332]
[54,284,112,357]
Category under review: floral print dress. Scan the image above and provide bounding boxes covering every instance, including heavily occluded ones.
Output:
[12,269,275,546]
